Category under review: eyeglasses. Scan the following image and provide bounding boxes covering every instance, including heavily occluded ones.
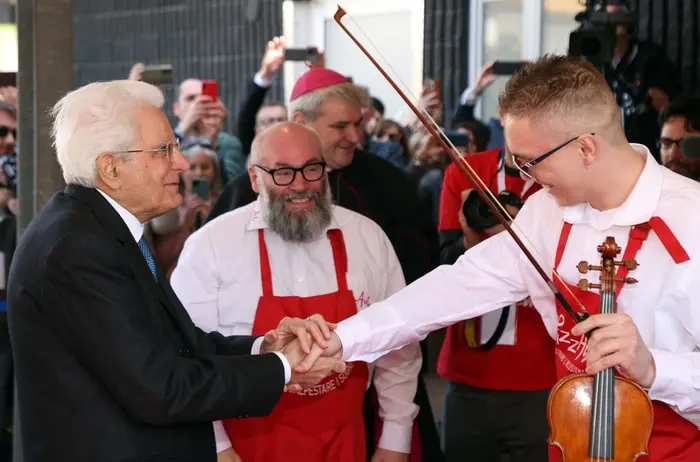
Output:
[254,162,326,186]
[113,139,181,161]
[511,133,594,179]
[657,137,683,150]
[0,126,16,139]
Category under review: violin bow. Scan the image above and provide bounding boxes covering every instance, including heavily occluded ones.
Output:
[333,6,589,324]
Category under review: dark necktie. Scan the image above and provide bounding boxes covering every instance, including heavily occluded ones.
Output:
[137,237,157,280]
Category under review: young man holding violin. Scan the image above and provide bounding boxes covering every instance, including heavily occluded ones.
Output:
[294,55,700,461]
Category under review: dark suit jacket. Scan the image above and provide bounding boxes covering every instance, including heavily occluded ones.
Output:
[7,185,285,462]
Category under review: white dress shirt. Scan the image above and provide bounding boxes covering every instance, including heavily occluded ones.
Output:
[335,144,700,427]
[171,200,422,454]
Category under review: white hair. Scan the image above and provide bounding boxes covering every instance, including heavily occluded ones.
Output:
[51,80,165,187]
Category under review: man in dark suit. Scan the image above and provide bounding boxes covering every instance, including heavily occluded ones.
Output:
[7,80,340,462]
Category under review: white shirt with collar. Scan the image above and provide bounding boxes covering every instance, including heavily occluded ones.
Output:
[335,144,700,428]
[171,200,422,454]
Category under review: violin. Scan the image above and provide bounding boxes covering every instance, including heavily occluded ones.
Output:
[331,6,654,460]
[548,237,654,461]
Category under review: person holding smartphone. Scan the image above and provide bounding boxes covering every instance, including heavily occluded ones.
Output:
[149,143,223,277]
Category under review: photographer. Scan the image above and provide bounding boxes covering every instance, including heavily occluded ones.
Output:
[598,0,681,161]
[435,147,555,462]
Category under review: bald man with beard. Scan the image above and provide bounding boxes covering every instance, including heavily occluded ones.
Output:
[172,122,421,462]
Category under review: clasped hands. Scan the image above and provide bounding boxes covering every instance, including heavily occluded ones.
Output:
[260,314,344,392]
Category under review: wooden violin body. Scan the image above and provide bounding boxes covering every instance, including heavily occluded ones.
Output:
[548,373,654,461]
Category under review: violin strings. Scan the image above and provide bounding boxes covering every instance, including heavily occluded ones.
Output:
[337,10,588,316]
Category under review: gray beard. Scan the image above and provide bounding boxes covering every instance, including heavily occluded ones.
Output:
[259,177,333,243]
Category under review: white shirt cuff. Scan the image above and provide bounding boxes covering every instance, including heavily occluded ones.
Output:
[251,336,264,355]
[648,348,694,402]
[251,336,291,383]
[272,351,292,384]
[377,421,413,454]
[253,71,274,88]
[213,421,232,453]
[459,86,480,106]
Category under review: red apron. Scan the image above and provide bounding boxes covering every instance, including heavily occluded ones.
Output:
[548,218,700,462]
[223,229,368,462]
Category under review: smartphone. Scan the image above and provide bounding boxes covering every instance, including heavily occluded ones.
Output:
[423,78,441,100]
[201,80,218,100]
[191,177,209,201]
[492,61,526,75]
[444,131,470,148]
[285,47,318,62]
[141,64,173,85]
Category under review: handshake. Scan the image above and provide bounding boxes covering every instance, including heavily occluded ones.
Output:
[260,314,345,392]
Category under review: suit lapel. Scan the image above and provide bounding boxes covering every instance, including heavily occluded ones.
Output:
[64,185,199,349]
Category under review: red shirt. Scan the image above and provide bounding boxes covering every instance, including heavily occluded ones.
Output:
[436,149,557,390]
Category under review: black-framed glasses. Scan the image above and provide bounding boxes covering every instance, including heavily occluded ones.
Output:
[512,133,594,179]
[113,139,181,161]
[0,126,16,139]
[657,137,683,150]
[254,161,326,186]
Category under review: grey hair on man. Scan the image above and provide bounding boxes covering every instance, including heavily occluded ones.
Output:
[288,82,368,121]
[51,80,164,187]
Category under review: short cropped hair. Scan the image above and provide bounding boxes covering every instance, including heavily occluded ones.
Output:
[289,83,367,121]
[498,55,620,136]
[658,94,700,132]
[51,80,164,187]
[249,121,322,166]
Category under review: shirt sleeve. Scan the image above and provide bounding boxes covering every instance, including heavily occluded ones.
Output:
[336,218,533,364]
[170,227,221,333]
[371,226,421,452]
[213,420,233,452]
[648,256,700,413]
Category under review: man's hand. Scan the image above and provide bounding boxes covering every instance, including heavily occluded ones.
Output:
[261,314,336,355]
[128,62,144,81]
[296,331,343,374]
[371,448,410,462]
[177,96,225,137]
[260,36,286,80]
[473,61,498,96]
[648,87,670,112]
[572,313,656,388]
[200,99,227,142]
[279,337,346,392]
[217,448,241,462]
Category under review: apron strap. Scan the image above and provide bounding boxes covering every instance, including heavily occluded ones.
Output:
[327,229,349,292]
[257,230,274,296]
[554,222,573,271]
[649,216,690,264]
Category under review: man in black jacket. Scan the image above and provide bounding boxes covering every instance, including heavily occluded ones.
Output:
[7,80,339,462]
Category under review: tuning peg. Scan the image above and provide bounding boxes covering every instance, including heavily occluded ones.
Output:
[577,261,603,274]
[614,259,638,270]
[577,279,601,291]
[615,277,638,284]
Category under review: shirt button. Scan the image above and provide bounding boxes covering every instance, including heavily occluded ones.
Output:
[297,275,304,282]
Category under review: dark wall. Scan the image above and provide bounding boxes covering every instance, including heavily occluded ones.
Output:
[422,0,470,129]
[632,0,700,94]
[73,0,284,134]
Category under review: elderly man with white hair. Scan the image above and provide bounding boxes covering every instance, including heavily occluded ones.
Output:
[7,80,341,462]
[172,121,421,462]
